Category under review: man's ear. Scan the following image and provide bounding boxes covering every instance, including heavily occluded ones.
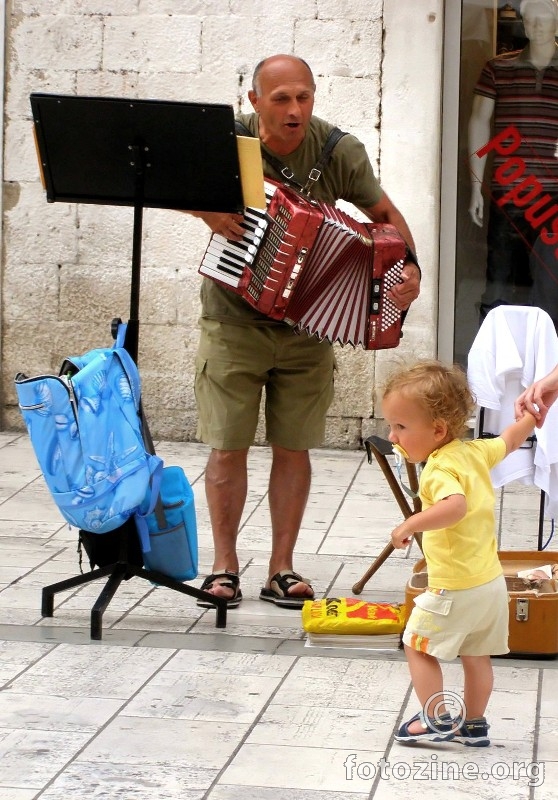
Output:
[248,89,258,111]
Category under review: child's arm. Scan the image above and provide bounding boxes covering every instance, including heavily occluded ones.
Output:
[500,412,536,456]
[391,494,467,549]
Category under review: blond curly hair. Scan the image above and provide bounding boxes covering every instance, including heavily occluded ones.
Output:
[382,360,476,440]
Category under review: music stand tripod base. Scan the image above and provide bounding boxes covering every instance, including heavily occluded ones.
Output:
[41,564,228,640]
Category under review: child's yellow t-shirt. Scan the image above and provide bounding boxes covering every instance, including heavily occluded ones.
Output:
[419,437,507,590]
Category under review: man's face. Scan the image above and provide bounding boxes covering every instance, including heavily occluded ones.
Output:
[522,3,558,44]
[248,57,315,155]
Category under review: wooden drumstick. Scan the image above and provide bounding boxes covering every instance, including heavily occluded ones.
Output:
[352,541,396,595]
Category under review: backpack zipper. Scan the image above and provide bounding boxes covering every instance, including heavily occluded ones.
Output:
[59,373,78,422]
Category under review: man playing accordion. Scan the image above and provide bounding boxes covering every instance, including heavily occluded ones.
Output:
[190,54,421,609]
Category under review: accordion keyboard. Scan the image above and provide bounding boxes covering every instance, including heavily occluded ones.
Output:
[199,183,277,287]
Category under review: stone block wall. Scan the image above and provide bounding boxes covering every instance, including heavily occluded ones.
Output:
[1,0,443,448]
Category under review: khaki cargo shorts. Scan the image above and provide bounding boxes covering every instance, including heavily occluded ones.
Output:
[195,318,335,450]
[403,574,510,661]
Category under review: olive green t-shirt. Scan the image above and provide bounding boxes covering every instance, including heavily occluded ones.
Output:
[200,114,383,325]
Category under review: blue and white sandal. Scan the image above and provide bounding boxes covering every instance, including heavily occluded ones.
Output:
[395,711,456,744]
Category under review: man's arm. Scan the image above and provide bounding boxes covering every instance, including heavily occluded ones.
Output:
[515,365,558,427]
[361,191,420,310]
[361,191,415,250]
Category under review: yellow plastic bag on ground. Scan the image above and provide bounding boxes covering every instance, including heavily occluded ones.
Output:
[301,597,406,635]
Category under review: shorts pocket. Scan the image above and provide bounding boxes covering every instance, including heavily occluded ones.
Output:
[194,356,211,428]
[194,356,208,399]
[194,355,208,378]
[414,590,453,616]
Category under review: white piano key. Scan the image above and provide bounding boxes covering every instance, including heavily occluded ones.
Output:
[203,249,246,273]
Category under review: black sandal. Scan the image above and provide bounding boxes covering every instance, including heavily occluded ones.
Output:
[259,570,314,609]
[197,571,242,608]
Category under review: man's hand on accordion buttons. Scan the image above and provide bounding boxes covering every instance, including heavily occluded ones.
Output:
[389,262,421,310]
[198,211,246,241]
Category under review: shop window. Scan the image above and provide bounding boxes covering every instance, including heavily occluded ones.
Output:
[453,0,558,364]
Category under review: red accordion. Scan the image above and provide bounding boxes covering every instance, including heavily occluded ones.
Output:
[199,181,407,349]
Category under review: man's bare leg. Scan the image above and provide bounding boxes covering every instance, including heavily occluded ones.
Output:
[266,444,313,598]
[203,447,248,599]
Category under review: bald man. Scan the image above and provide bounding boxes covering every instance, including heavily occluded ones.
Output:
[192,54,420,609]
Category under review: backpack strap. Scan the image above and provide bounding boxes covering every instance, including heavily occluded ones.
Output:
[235,120,347,196]
[112,347,143,411]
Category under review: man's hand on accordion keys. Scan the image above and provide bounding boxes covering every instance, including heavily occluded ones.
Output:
[194,210,246,242]
[387,259,421,311]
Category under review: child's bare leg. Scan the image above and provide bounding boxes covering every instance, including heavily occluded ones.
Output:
[404,645,446,733]
[461,654,493,718]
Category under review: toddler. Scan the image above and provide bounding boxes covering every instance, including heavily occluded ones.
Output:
[383,360,535,746]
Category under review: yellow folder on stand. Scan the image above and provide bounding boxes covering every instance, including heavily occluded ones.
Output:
[236,135,266,209]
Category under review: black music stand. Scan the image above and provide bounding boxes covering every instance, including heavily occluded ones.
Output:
[31,93,245,638]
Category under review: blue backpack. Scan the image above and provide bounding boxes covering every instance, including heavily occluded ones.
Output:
[14,329,162,550]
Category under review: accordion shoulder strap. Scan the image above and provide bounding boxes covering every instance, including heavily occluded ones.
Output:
[234,120,347,195]
[302,126,347,195]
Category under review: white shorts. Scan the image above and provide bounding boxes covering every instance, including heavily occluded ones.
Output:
[403,574,509,661]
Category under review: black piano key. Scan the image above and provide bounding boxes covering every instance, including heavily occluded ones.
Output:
[245,209,268,225]
[200,185,275,287]
[213,233,260,257]
[208,240,253,268]
[199,262,241,287]
[204,248,246,273]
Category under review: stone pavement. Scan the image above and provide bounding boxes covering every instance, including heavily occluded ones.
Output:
[0,430,557,799]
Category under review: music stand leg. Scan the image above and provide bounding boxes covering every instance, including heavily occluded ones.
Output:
[90,564,128,640]
[41,566,115,617]
[129,567,229,629]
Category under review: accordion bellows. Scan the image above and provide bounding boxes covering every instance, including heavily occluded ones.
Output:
[199,180,407,349]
